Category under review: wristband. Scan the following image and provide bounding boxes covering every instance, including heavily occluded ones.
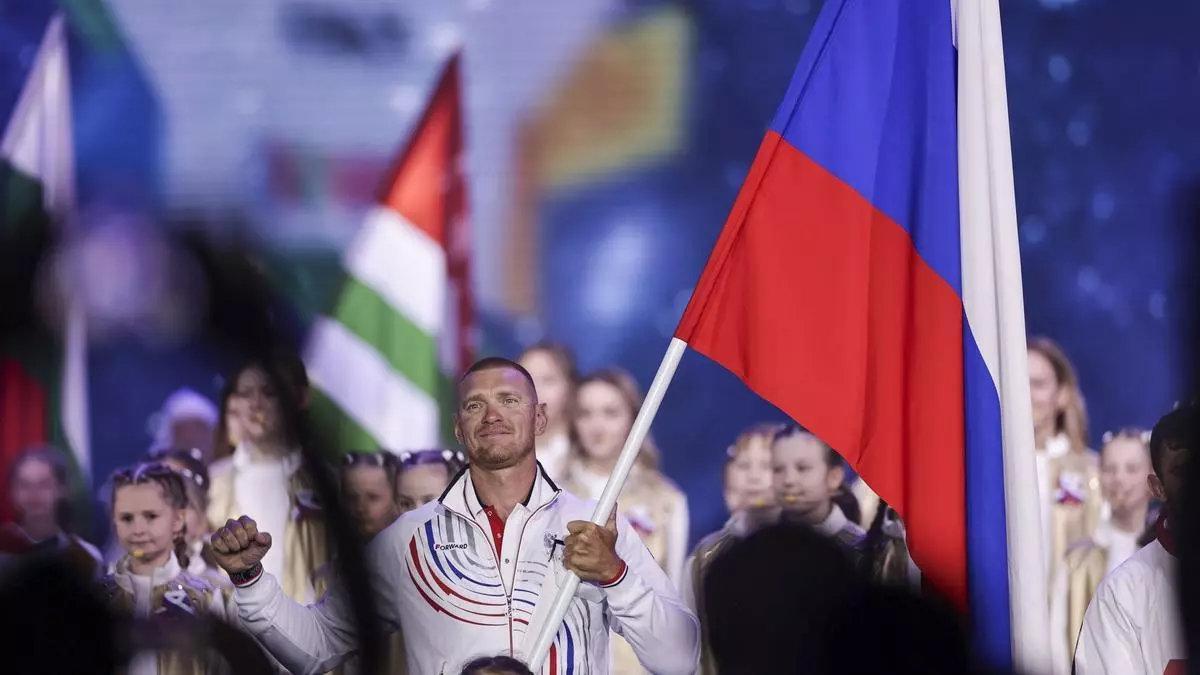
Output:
[599,560,628,588]
[229,562,264,587]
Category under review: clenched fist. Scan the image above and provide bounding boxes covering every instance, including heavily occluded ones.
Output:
[563,510,624,583]
[210,515,272,575]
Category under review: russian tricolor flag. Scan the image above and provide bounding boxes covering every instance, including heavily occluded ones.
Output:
[676,0,1049,670]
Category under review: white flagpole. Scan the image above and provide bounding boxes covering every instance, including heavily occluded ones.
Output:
[526,337,688,670]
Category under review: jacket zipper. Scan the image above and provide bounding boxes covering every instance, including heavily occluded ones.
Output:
[445,493,560,668]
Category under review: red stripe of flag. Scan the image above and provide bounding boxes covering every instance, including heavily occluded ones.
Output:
[0,358,48,522]
[375,53,474,371]
[378,56,463,247]
[675,132,968,607]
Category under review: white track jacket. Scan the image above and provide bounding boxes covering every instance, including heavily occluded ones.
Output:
[234,464,699,674]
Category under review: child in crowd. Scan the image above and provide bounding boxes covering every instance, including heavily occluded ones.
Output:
[680,423,782,675]
[721,424,778,513]
[151,448,227,588]
[771,425,865,556]
[340,452,402,539]
[396,449,466,514]
[1050,428,1156,674]
[99,462,234,675]
[316,451,408,675]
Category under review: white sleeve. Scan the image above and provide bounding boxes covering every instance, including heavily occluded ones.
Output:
[1073,580,1142,675]
[604,516,700,675]
[234,530,405,675]
[233,572,359,675]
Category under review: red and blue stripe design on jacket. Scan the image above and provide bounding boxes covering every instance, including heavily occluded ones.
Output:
[405,513,583,673]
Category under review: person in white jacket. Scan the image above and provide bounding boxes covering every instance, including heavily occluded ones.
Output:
[1074,404,1194,675]
[211,356,700,675]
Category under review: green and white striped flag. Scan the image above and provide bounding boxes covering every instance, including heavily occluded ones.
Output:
[305,55,472,452]
[0,14,91,480]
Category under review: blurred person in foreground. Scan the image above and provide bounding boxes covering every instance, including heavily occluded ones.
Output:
[0,553,118,675]
[1074,404,1195,674]
[1028,337,1103,583]
[207,354,328,604]
[1050,428,1156,674]
[395,448,467,514]
[321,451,407,675]
[679,423,781,675]
[0,445,102,578]
[518,342,578,483]
[703,521,971,675]
[209,357,699,674]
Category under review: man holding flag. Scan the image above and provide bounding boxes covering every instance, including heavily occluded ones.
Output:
[211,357,699,674]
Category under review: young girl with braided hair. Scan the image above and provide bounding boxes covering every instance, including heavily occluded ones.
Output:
[99,462,235,675]
[150,448,229,589]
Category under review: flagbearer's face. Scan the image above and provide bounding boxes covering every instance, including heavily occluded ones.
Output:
[455,367,546,471]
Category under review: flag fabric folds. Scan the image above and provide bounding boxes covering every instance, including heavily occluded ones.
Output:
[305,55,473,452]
[674,0,1048,669]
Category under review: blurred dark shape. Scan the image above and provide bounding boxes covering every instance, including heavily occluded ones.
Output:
[1184,417,1200,675]
[0,176,50,337]
[1177,179,1200,675]
[460,654,536,675]
[0,555,115,674]
[178,232,384,673]
[0,553,276,674]
[861,501,916,587]
[110,614,276,675]
[832,486,861,528]
[703,522,979,675]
